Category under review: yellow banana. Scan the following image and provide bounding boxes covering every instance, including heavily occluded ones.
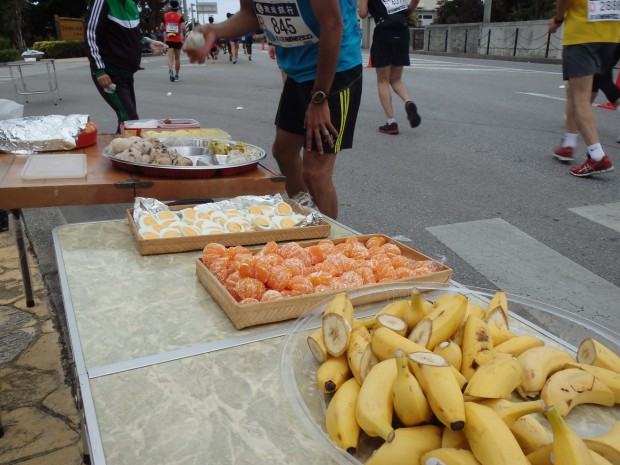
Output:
[525,444,553,465]
[577,338,620,374]
[441,427,469,449]
[322,292,354,357]
[347,325,377,385]
[540,367,615,417]
[477,398,545,427]
[365,425,442,465]
[511,414,552,455]
[584,421,620,465]
[409,293,468,350]
[377,299,410,319]
[433,340,462,370]
[405,288,432,331]
[316,354,351,394]
[392,350,432,426]
[464,353,522,399]
[450,300,486,346]
[355,358,397,442]
[432,292,457,309]
[591,451,615,465]
[565,362,620,403]
[494,334,545,357]
[307,328,328,363]
[488,325,516,345]
[325,377,361,454]
[421,447,483,465]
[545,405,595,465]
[375,313,408,337]
[460,314,494,380]
[484,290,509,329]
[408,351,466,431]
[516,346,573,398]
[463,401,531,465]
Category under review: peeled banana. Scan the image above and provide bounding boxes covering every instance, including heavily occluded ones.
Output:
[325,377,360,453]
[433,340,462,370]
[578,338,620,375]
[347,325,376,385]
[322,292,354,357]
[307,328,328,363]
[484,290,509,329]
[409,293,468,350]
[460,314,494,380]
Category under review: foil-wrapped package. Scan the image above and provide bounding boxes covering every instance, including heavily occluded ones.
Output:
[0,114,89,154]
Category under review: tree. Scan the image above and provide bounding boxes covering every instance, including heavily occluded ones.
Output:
[490,0,556,22]
[435,0,484,24]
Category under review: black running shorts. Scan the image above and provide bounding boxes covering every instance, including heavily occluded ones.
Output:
[370,26,411,68]
[274,65,363,154]
[562,42,618,80]
[165,41,183,50]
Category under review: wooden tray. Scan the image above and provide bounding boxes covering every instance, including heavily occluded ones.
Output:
[195,234,453,329]
[127,200,331,255]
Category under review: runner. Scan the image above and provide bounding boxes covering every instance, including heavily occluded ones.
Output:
[161,1,186,82]
[208,16,219,63]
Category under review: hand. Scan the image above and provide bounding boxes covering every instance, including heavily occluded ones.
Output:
[96,73,112,89]
[183,25,215,64]
[304,102,337,155]
[149,40,167,55]
[548,16,562,33]
[268,44,276,60]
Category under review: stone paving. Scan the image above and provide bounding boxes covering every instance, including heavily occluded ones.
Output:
[0,227,84,464]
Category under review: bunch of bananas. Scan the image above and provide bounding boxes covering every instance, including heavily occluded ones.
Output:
[309,290,620,465]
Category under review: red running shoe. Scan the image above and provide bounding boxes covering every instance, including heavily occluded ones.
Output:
[553,146,574,162]
[379,122,399,135]
[570,155,615,177]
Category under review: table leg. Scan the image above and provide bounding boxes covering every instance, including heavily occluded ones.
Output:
[10,209,35,307]
[50,60,62,103]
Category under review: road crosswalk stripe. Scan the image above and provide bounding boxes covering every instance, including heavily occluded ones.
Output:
[426,217,620,336]
[569,202,620,234]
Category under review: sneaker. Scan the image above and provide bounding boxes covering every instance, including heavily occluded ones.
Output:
[552,146,574,162]
[169,69,175,82]
[233,59,237,64]
[570,155,615,177]
[405,101,421,128]
[174,75,180,82]
[210,58,215,64]
[249,55,252,61]
[379,122,399,135]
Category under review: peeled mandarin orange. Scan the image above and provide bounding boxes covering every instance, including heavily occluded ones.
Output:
[365,236,387,249]
[203,242,227,257]
[288,275,314,295]
[239,297,260,305]
[266,265,293,291]
[235,278,266,300]
[260,289,284,302]
[282,258,305,277]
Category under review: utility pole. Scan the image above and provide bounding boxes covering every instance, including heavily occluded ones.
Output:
[483,0,492,23]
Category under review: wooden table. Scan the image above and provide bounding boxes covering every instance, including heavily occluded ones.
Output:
[0,135,285,305]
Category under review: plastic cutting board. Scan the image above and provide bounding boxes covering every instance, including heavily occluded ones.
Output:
[21,154,87,179]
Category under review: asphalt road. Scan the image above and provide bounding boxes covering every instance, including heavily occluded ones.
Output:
[1,48,619,335]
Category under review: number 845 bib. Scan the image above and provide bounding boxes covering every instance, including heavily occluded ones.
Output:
[254,0,319,47]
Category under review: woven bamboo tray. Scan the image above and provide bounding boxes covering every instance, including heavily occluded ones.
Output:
[127,199,331,255]
[195,234,453,329]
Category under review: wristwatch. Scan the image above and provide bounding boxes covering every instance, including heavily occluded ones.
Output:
[311,90,328,104]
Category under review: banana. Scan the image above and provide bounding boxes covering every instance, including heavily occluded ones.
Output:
[511,414,552,455]
[484,290,509,329]
[584,421,620,465]
[355,358,397,442]
[325,377,361,454]
[545,405,595,465]
[432,292,457,309]
[322,292,354,357]
[408,351,466,431]
[464,353,523,399]
[421,447,483,465]
[365,425,442,465]
[441,427,469,449]
[405,288,432,331]
[371,326,467,388]
[316,354,351,394]
[525,444,553,465]
[433,340,462,370]
[392,350,432,427]
[540,367,615,417]
[488,325,516,345]
[409,293,468,350]
[450,300,486,347]
[477,398,545,427]
[494,334,545,357]
[591,451,616,465]
[460,314,494,380]
[516,346,573,398]
[347,325,377,385]
[307,328,328,363]
[565,362,620,403]
[377,299,410,320]
[577,338,620,375]
[375,313,408,337]
[463,401,531,465]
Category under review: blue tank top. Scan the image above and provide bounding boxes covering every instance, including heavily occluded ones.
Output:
[253,0,362,82]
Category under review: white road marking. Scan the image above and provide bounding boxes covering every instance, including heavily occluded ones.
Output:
[569,202,620,234]
[515,92,566,101]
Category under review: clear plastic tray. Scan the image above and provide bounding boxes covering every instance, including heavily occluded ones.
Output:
[280,283,620,465]
[21,153,87,179]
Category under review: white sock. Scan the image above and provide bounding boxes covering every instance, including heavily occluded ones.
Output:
[562,133,578,148]
[587,143,605,161]
[387,117,396,124]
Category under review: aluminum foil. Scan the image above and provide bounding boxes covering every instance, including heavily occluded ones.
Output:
[133,194,324,227]
[0,114,89,154]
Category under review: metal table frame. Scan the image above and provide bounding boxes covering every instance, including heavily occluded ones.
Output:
[7,59,62,105]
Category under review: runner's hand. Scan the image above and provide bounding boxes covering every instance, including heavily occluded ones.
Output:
[183,25,215,64]
[149,41,167,55]
[305,102,337,155]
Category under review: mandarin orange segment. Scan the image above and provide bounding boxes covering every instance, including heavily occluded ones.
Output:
[314,260,341,277]
[235,278,266,301]
[282,258,306,277]
[394,267,415,279]
[391,255,410,269]
[288,275,314,295]
[279,242,304,260]
[259,241,279,256]
[344,236,359,245]
[262,253,284,267]
[380,243,402,256]
[239,297,260,305]
[238,262,256,279]
[224,271,241,300]
[365,236,387,249]
[226,245,252,260]
[306,245,325,265]
[349,244,371,260]
[339,270,364,288]
[266,265,293,291]
[367,245,383,257]
[201,253,221,267]
[307,270,333,287]
[253,258,272,283]
[334,242,353,257]
[260,289,285,302]
[355,267,377,285]
[203,242,227,257]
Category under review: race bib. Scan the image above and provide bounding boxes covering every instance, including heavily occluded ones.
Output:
[588,0,620,21]
[381,0,408,15]
[166,22,180,33]
[253,0,319,47]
